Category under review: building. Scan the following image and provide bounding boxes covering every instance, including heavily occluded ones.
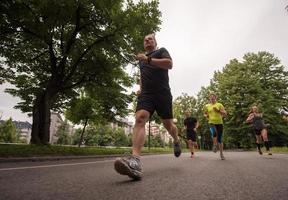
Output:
[49,112,76,144]
[14,121,32,143]
[145,121,172,144]
[0,112,75,144]
[111,118,133,135]
[0,120,32,143]
[49,112,63,144]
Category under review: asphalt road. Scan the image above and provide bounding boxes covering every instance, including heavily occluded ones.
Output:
[0,151,287,200]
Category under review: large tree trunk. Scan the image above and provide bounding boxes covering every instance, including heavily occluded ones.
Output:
[30,92,52,145]
[78,118,88,147]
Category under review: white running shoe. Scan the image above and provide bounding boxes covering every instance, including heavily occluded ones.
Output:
[114,155,143,180]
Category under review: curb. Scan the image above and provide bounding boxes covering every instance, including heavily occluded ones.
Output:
[0,154,124,163]
[0,152,169,163]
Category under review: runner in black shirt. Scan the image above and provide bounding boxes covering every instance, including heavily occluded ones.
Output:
[246,105,272,155]
[114,33,181,180]
[184,111,199,158]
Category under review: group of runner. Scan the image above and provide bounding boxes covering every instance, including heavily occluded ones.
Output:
[114,33,272,181]
[184,94,272,160]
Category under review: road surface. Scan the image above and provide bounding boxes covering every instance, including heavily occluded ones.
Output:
[0,151,287,200]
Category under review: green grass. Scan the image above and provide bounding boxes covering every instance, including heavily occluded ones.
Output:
[271,147,288,154]
[1,144,286,158]
[0,144,178,157]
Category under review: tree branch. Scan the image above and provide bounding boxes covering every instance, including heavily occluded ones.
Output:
[58,3,82,73]
[31,50,49,62]
[62,32,116,85]
[61,75,87,91]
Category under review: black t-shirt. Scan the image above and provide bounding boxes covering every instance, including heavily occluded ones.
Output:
[139,47,172,94]
[184,117,197,131]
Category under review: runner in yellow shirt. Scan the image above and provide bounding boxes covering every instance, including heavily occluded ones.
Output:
[204,93,227,160]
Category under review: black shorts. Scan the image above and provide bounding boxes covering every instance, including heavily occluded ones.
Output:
[136,92,173,119]
[254,129,263,136]
[186,130,196,142]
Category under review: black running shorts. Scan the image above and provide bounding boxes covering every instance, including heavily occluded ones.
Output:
[254,128,262,136]
[136,92,173,119]
[186,130,196,142]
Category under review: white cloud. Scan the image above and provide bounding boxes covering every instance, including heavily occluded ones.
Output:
[0,83,32,122]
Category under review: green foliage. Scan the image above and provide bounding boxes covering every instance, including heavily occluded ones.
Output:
[89,125,114,146]
[113,128,130,147]
[0,144,181,157]
[72,123,131,147]
[145,134,165,148]
[0,118,19,143]
[65,93,101,125]
[0,0,161,144]
[150,113,161,124]
[56,120,72,145]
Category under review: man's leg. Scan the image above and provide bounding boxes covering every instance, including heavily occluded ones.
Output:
[216,125,225,160]
[210,126,218,153]
[162,119,179,143]
[162,119,181,157]
[188,140,193,157]
[219,143,225,159]
[191,132,197,157]
[114,109,150,180]
[192,141,197,155]
[132,110,150,156]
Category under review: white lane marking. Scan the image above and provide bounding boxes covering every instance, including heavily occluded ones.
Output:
[0,160,112,171]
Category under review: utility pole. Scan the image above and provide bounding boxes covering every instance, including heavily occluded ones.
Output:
[148,119,151,150]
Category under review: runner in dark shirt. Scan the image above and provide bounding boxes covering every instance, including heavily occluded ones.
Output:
[246,105,272,155]
[114,33,181,180]
[184,111,199,158]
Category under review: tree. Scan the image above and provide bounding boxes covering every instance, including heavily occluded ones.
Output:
[55,120,71,145]
[0,0,161,144]
[0,118,19,143]
[65,93,101,146]
[113,128,129,147]
[144,133,164,148]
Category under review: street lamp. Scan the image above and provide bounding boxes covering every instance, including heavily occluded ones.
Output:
[148,119,151,150]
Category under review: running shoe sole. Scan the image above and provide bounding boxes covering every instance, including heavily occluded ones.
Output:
[258,150,263,155]
[212,145,217,153]
[174,143,181,157]
[114,158,142,180]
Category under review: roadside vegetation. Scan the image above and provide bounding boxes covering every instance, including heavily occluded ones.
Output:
[0,144,180,157]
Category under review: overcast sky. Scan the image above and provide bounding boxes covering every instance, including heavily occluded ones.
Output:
[1,0,288,122]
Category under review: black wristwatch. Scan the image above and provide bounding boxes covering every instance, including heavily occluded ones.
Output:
[147,56,152,64]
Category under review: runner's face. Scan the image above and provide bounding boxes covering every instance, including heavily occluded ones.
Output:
[144,35,156,51]
[209,95,217,103]
[185,112,191,117]
[252,106,258,113]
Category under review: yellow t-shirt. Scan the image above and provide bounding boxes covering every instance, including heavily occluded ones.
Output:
[204,102,224,124]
